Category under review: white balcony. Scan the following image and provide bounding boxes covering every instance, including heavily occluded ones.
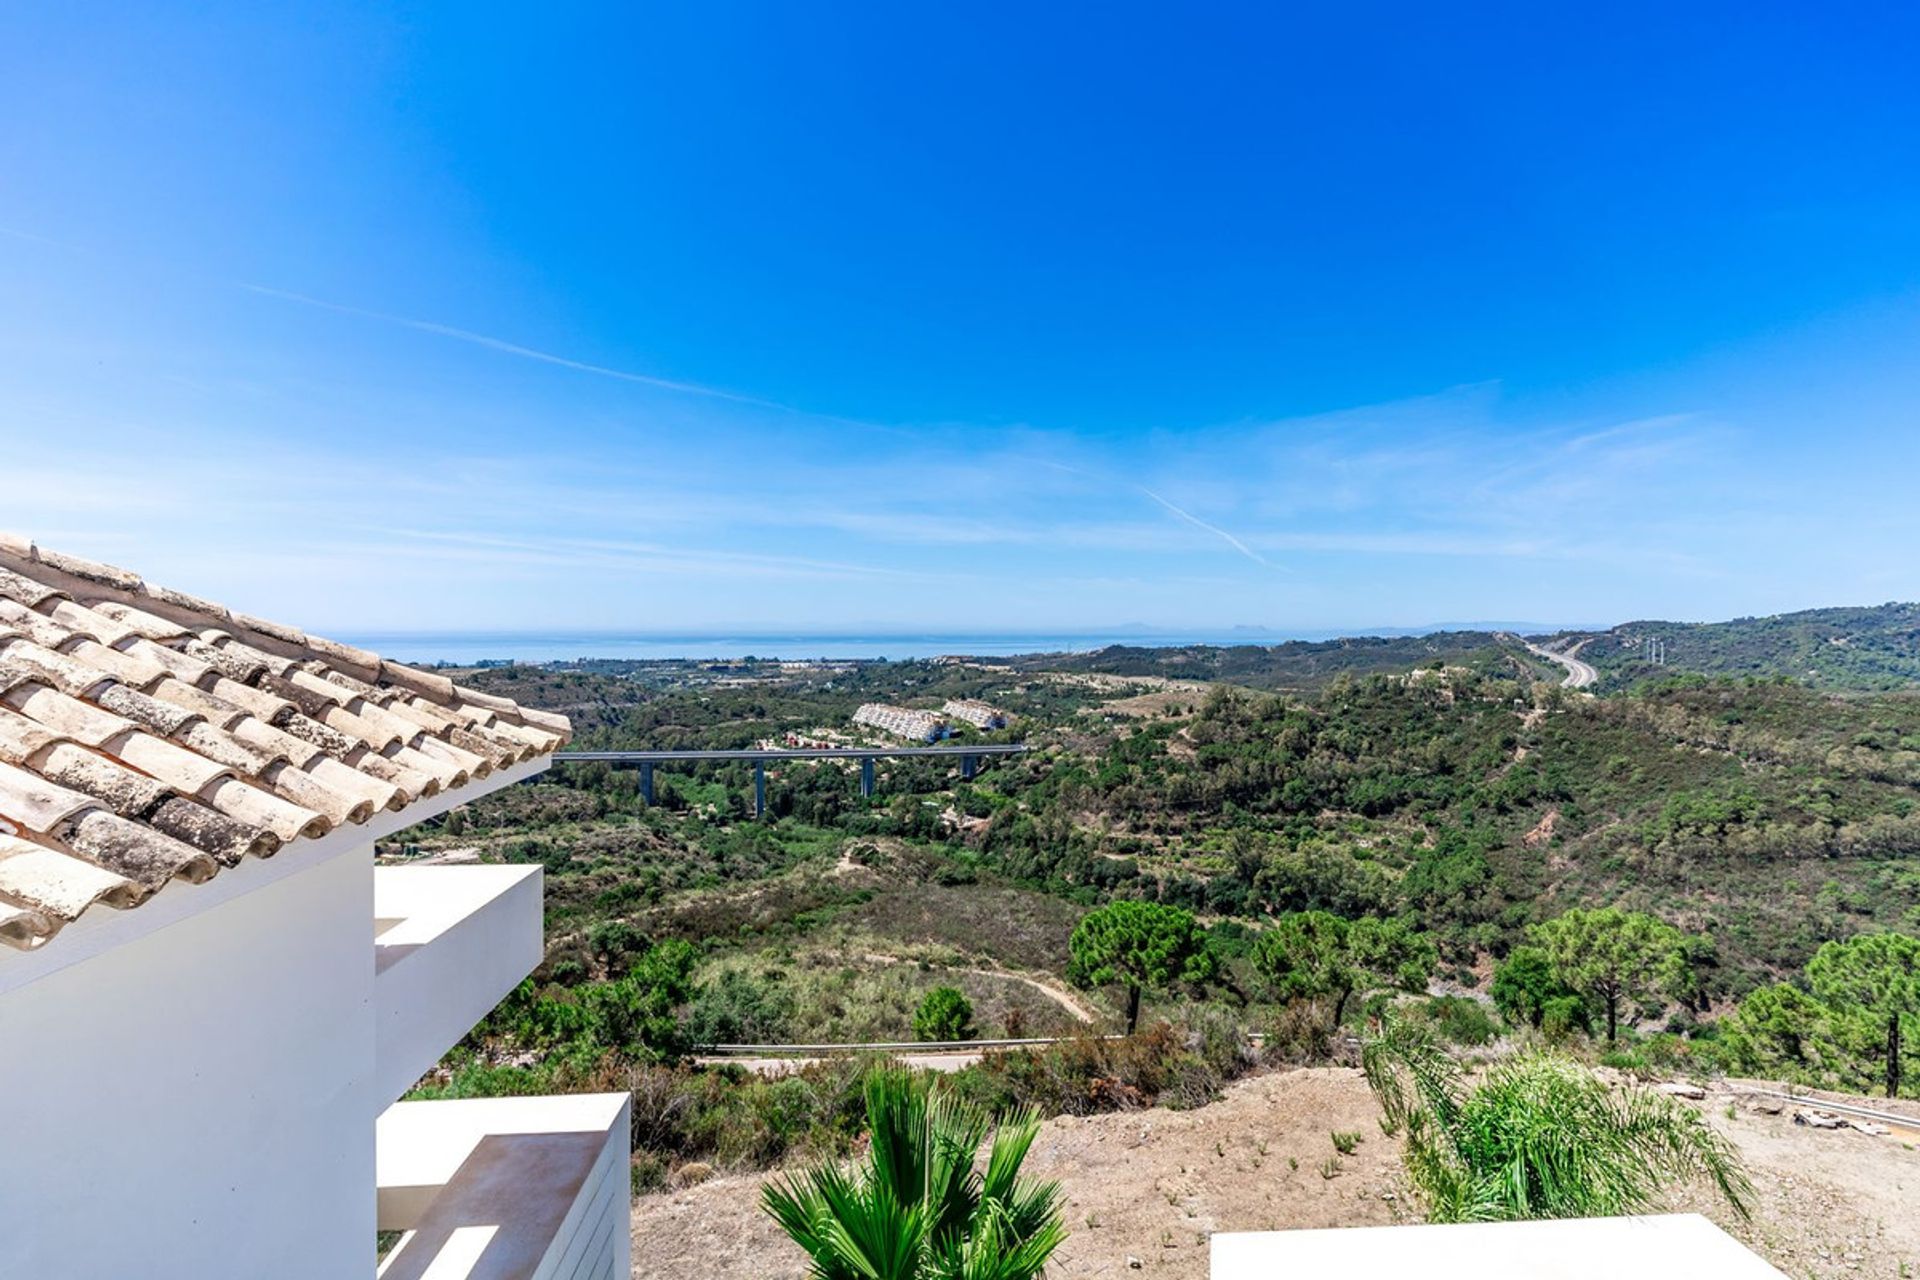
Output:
[377,1092,632,1280]
[1212,1214,1785,1279]
[374,864,544,1107]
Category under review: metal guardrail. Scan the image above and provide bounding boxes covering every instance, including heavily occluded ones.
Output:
[699,1035,1118,1056]
[1731,1087,1920,1131]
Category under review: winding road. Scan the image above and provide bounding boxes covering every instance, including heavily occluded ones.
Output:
[1523,637,1599,689]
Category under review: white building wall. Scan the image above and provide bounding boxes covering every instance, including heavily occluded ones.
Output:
[0,845,375,1280]
[373,863,544,1108]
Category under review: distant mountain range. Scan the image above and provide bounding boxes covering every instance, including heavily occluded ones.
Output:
[1028,602,1920,694]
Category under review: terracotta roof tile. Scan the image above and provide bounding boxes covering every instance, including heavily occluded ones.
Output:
[0,834,144,918]
[0,537,570,950]
[0,899,55,949]
[34,741,173,817]
[59,807,218,889]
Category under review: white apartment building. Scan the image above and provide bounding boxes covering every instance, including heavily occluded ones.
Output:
[940,697,1009,729]
[0,536,629,1280]
[852,702,949,742]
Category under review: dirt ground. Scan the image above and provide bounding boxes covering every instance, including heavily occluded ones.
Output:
[630,1068,1408,1278]
[1678,1087,1920,1279]
[628,1069,1920,1279]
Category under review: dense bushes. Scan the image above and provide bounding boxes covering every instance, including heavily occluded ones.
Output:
[913,987,976,1041]
[421,1016,1265,1190]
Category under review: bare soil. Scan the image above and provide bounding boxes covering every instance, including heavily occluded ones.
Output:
[629,1068,1920,1280]
[630,1068,1408,1278]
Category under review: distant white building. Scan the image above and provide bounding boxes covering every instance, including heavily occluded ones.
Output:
[0,536,629,1280]
[852,702,949,742]
[941,697,1009,729]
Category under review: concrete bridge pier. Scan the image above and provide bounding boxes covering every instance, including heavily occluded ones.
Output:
[754,760,767,820]
[961,753,977,781]
[860,757,875,798]
[639,761,654,805]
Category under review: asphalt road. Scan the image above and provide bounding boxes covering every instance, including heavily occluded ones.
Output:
[1525,638,1599,689]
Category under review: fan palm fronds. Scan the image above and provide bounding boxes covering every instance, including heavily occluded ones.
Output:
[1363,1017,1752,1224]
[763,1070,1066,1280]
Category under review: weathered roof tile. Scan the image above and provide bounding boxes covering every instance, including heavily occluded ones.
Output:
[0,834,144,918]
[0,897,55,949]
[58,808,217,889]
[0,538,568,951]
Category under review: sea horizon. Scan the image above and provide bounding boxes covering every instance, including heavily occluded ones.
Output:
[335,622,1581,667]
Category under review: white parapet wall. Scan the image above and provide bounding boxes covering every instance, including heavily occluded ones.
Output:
[377,1092,633,1280]
[374,862,545,1108]
[0,840,376,1280]
[1211,1214,1787,1279]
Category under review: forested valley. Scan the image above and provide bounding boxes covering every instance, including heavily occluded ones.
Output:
[392,633,1920,1195]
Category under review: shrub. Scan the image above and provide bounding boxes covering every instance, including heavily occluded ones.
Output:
[1363,1017,1751,1224]
[684,970,796,1046]
[1540,995,1590,1044]
[1262,1000,1336,1065]
[1423,996,1500,1047]
[913,986,977,1042]
[763,1071,1067,1279]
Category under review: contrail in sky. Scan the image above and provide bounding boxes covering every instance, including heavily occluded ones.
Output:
[1032,458,1273,568]
[1138,486,1271,566]
[232,282,796,412]
[0,223,842,420]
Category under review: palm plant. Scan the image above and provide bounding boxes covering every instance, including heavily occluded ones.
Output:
[762,1070,1067,1280]
[1361,1017,1752,1224]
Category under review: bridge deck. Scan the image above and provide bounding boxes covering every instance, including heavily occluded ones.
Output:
[555,745,1029,762]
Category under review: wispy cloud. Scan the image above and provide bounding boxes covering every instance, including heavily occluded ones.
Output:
[231,282,798,411]
[362,526,928,582]
[0,222,875,423]
[1137,486,1271,567]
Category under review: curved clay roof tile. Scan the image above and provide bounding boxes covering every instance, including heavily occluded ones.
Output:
[0,538,568,950]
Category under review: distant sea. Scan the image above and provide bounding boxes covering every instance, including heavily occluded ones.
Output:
[337,624,1573,667]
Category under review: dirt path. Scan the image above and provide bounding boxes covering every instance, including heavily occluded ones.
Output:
[860,951,1100,1024]
[629,1069,1920,1280]
[1671,1089,1920,1278]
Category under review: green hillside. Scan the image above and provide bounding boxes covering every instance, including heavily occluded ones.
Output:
[1553,603,1920,692]
[1021,631,1544,692]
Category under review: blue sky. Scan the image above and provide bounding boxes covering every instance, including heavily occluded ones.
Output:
[4,3,1920,636]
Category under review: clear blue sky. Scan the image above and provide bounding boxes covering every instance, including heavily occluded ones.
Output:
[5,3,1920,635]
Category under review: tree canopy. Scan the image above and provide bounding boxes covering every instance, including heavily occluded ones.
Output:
[1489,945,1587,1034]
[1807,931,1920,1097]
[1067,900,1218,1033]
[1532,908,1685,1043]
[1250,911,1436,1026]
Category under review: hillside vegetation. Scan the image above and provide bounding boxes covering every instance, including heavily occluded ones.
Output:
[1552,602,1920,692]
[1017,631,1545,692]
[418,652,1919,1037]
[391,612,1920,1196]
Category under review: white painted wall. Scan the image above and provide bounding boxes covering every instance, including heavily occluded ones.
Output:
[0,843,376,1280]
[376,1093,632,1280]
[0,759,601,1280]
[373,864,544,1108]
